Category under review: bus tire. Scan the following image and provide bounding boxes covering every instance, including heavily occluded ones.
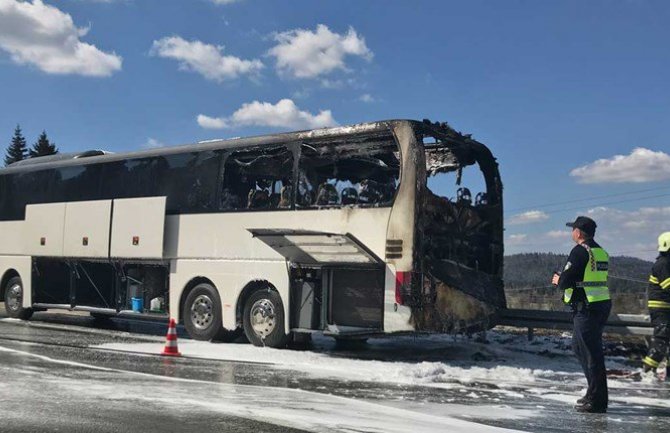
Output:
[182,282,225,341]
[242,288,289,348]
[3,276,33,320]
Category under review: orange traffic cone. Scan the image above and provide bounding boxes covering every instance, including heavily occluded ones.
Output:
[161,318,181,357]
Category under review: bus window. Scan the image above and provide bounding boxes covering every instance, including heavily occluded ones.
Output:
[0,176,6,219]
[297,141,400,209]
[159,151,220,213]
[15,169,58,210]
[101,158,159,201]
[423,137,493,273]
[220,146,293,211]
[56,164,103,202]
[0,173,19,220]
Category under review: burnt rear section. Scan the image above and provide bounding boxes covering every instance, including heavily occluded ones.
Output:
[412,120,505,333]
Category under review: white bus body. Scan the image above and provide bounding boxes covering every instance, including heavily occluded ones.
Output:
[0,120,504,347]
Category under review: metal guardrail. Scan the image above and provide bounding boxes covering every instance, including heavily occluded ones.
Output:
[496,308,653,337]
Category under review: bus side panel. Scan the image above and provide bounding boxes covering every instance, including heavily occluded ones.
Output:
[0,221,25,255]
[381,121,421,333]
[24,203,66,257]
[0,255,32,308]
[163,209,391,262]
[169,259,290,332]
[164,208,393,333]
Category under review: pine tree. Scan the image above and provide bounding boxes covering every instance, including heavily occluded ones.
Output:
[29,130,58,158]
[4,124,28,166]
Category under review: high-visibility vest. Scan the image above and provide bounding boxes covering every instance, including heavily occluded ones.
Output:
[564,246,611,304]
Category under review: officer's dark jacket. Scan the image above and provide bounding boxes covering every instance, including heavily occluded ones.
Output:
[558,239,602,304]
[648,253,670,309]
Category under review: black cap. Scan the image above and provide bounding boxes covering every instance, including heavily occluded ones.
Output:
[566,216,597,237]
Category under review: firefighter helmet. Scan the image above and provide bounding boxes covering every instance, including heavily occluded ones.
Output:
[658,232,670,252]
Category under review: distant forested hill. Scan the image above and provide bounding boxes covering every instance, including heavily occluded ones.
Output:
[504,253,652,291]
[504,253,653,312]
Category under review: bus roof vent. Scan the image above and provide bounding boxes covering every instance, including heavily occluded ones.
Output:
[6,149,114,168]
[73,150,113,159]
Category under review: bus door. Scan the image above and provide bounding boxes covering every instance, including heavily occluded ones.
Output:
[249,229,385,336]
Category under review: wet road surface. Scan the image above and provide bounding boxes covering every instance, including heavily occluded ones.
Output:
[1,307,669,432]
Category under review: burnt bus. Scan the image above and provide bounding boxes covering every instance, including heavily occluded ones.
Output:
[0,119,503,347]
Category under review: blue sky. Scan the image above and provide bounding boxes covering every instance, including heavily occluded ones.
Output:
[1,0,669,259]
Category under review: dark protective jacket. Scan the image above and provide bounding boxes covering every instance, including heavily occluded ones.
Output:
[648,253,670,310]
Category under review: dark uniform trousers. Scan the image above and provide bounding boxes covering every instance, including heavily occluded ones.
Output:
[572,300,611,408]
[647,310,670,365]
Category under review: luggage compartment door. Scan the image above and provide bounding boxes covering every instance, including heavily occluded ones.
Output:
[248,229,382,265]
[63,200,112,258]
[110,197,166,259]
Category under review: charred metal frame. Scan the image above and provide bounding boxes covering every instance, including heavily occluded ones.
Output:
[408,120,505,333]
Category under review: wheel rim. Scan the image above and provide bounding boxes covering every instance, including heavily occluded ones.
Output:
[190,294,214,330]
[250,298,276,339]
[6,284,22,312]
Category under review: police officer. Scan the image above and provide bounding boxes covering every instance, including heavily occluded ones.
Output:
[551,216,612,413]
[642,232,670,374]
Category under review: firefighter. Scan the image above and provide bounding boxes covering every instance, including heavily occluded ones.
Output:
[642,232,670,374]
[551,216,611,413]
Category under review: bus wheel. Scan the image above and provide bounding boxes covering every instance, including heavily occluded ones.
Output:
[4,276,33,320]
[243,288,289,348]
[183,282,225,341]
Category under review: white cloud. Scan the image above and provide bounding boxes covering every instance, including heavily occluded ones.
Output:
[151,36,263,83]
[583,206,670,259]
[210,0,241,4]
[359,93,375,103]
[143,137,164,149]
[197,114,229,129]
[197,98,338,130]
[507,234,528,245]
[510,206,669,259]
[268,24,372,79]
[291,88,311,100]
[507,210,550,225]
[571,147,670,184]
[0,0,122,76]
[545,230,567,239]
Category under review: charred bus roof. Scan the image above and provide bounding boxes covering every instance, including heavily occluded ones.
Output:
[0,119,493,175]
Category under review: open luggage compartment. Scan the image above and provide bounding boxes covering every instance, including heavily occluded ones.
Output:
[290,265,384,333]
[250,229,385,336]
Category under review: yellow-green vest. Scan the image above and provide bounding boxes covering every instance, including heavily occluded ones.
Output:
[563,246,611,304]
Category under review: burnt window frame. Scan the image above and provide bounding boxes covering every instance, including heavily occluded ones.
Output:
[294,137,401,211]
[218,143,296,213]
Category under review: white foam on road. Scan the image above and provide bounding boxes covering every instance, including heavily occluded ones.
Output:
[0,344,525,433]
[91,330,670,413]
[93,333,580,390]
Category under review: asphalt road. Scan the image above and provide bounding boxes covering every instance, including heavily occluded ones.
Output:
[1,307,670,433]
